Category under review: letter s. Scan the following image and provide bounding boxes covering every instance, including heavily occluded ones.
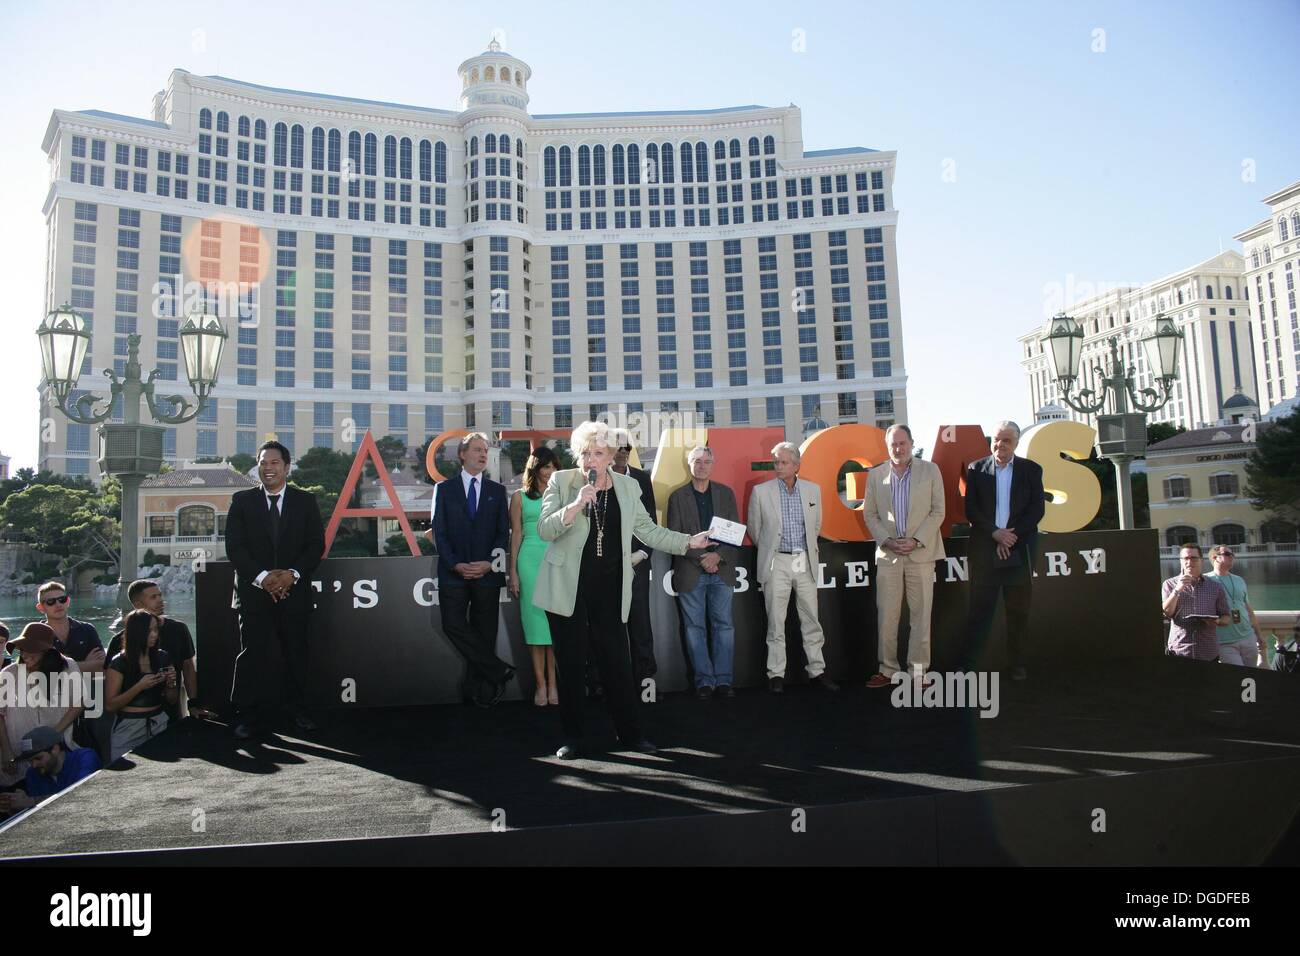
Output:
[1021,420,1101,532]
[353,579,378,609]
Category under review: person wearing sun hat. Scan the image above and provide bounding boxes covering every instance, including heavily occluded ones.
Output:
[0,623,84,788]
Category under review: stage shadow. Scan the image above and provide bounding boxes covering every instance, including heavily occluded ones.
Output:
[3,657,1298,859]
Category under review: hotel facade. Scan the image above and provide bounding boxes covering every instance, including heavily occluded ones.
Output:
[1018,252,1257,432]
[38,42,907,479]
[1235,179,1300,417]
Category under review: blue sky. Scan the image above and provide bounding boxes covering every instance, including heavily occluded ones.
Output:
[1,0,1297,467]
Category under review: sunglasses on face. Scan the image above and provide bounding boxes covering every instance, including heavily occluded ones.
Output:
[41,595,70,606]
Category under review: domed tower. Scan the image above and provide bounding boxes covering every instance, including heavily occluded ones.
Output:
[456,39,534,433]
[458,38,531,112]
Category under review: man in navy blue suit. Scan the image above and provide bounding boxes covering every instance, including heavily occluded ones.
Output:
[431,432,515,706]
[962,420,1046,679]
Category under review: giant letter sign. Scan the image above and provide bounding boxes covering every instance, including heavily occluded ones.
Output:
[1020,420,1102,533]
[927,424,995,537]
[339,419,1105,558]
[324,429,421,556]
[798,424,888,541]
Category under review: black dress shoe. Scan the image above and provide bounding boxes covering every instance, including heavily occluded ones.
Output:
[292,711,319,732]
[769,677,784,693]
[812,674,840,692]
[232,721,257,740]
[556,743,581,760]
[479,677,511,708]
[715,684,735,698]
[622,737,658,754]
[695,686,713,700]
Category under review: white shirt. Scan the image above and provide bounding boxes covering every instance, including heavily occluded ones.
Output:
[460,468,484,501]
[994,458,1014,530]
[263,485,286,515]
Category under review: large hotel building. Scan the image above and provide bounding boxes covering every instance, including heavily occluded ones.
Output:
[1017,252,1258,432]
[38,42,906,478]
[1235,179,1300,416]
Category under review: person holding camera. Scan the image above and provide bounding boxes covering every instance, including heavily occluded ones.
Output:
[105,609,177,762]
[1204,545,1268,667]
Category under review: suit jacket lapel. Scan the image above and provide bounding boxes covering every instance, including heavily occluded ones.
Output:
[615,471,636,543]
[905,467,922,538]
[256,487,277,546]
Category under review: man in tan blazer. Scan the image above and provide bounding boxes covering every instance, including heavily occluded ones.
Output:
[862,424,946,687]
[747,441,839,693]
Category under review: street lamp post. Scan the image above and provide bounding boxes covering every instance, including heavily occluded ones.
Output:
[1040,312,1183,530]
[37,304,228,611]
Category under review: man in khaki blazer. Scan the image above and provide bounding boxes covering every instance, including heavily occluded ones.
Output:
[747,442,838,693]
[862,424,946,687]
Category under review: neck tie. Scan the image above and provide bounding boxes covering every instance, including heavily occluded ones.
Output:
[467,477,478,521]
[268,493,281,541]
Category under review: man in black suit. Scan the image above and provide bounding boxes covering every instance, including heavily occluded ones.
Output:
[225,440,326,738]
[962,421,1046,679]
[613,432,659,684]
[431,432,514,707]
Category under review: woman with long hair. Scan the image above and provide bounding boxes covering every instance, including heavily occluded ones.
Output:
[0,623,82,787]
[105,610,177,762]
[533,421,711,759]
[509,445,560,706]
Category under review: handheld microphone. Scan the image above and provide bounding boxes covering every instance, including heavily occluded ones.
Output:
[586,468,598,516]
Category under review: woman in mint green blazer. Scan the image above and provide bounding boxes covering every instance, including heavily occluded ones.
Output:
[534,421,711,760]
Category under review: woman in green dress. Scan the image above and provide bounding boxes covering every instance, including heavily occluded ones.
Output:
[510,446,560,706]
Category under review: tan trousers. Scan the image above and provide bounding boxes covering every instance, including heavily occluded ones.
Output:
[763,552,827,679]
[876,560,934,677]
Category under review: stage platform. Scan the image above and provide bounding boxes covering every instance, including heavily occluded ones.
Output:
[3,658,1298,865]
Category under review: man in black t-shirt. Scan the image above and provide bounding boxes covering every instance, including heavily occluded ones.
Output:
[106,579,206,722]
[36,581,106,757]
[35,581,104,670]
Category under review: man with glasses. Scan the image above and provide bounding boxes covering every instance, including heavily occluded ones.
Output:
[1204,545,1268,667]
[1161,543,1230,661]
[35,582,104,673]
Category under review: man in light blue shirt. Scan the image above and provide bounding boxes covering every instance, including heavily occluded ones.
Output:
[994,456,1014,530]
[1205,545,1267,667]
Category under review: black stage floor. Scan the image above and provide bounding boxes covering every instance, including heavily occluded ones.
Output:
[3,658,1299,865]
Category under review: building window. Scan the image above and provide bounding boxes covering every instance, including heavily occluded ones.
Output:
[1162,476,1189,499]
[1208,473,1239,497]
[1209,523,1245,546]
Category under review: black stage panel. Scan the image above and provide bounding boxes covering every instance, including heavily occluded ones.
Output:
[195,529,1162,711]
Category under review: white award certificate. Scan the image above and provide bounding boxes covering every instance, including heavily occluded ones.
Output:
[707,516,747,546]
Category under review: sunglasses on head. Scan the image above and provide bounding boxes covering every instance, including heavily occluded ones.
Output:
[41,595,70,606]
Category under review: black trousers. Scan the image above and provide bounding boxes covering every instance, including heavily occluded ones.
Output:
[232,605,311,717]
[964,575,1032,670]
[547,576,641,745]
[626,562,656,682]
[440,582,510,698]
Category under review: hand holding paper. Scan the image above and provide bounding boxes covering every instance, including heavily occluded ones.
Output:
[707,516,746,546]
